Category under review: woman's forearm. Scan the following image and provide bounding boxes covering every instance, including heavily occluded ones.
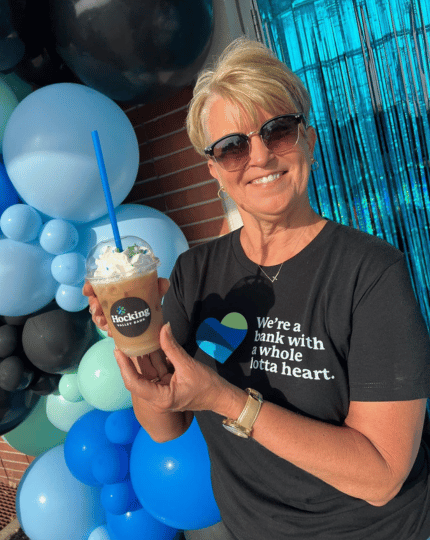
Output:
[132,394,194,443]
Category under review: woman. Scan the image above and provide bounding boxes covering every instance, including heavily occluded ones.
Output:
[84,38,430,540]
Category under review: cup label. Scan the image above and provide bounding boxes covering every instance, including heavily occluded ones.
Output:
[110,297,151,337]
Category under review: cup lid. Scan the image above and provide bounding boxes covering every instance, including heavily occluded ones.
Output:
[86,236,160,282]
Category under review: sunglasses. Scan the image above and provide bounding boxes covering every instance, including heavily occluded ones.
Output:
[204,113,306,172]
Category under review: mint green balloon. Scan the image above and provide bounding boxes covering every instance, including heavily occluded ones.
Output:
[59,373,84,402]
[3,396,66,457]
[46,391,94,432]
[0,78,18,152]
[0,73,33,102]
[77,337,133,412]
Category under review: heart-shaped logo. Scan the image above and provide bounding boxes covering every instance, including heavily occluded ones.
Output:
[196,312,248,363]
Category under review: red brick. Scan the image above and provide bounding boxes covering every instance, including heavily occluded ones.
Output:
[181,217,229,242]
[168,200,224,226]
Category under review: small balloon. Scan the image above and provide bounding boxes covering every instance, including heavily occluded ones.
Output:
[106,506,179,540]
[51,252,86,285]
[77,338,132,412]
[105,408,140,445]
[88,525,113,540]
[91,443,130,485]
[101,480,139,516]
[39,219,79,255]
[0,324,18,358]
[28,372,60,396]
[46,391,94,432]
[59,373,83,402]
[0,204,42,242]
[0,355,34,391]
[55,282,88,312]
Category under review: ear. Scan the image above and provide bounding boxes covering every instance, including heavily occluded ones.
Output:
[306,126,317,155]
[207,159,221,182]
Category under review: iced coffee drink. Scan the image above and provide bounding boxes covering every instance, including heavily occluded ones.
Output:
[86,236,162,356]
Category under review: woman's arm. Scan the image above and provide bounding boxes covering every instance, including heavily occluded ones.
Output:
[119,322,427,505]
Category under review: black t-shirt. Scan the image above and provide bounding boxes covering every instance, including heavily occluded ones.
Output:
[162,220,430,540]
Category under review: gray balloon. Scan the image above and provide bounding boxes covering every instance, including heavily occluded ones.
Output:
[0,324,18,358]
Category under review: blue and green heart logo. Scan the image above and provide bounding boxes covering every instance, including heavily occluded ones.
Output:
[196,312,248,363]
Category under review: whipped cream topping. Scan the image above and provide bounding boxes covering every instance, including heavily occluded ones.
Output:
[93,244,156,279]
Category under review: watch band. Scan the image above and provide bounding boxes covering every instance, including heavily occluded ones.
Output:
[222,388,263,437]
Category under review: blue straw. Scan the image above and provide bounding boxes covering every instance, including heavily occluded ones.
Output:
[91,130,123,252]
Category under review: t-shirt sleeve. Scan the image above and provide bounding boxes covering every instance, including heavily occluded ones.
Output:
[348,257,430,401]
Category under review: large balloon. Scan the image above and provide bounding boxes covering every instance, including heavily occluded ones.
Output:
[22,307,99,373]
[130,418,221,530]
[45,390,94,432]
[0,387,39,436]
[3,395,67,456]
[77,338,133,411]
[48,0,214,104]
[77,204,189,279]
[0,238,57,316]
[2,82,139,222]
[17,444,105,540]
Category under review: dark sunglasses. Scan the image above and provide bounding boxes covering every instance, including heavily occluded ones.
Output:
[204,113,306,172]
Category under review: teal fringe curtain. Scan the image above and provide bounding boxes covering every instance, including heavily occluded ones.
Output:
[256,0,430,329]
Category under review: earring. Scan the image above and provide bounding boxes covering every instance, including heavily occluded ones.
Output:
[218,186,226,199]
[311,158,319,171]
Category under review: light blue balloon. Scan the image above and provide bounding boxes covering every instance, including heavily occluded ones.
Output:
[77,338,133,412]
[40,219,79,255]
[59,373,84,403]
[2,83,139,223]
[46,391,94,432]
[56,282,89,312]
[0,238,57,316]
[88,525,112,540]
[77,204,189,280]
[51,252,86,285]
[17,444,105,540]
[0,204,42,242]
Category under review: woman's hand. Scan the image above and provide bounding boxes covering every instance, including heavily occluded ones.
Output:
[114,322,240,416]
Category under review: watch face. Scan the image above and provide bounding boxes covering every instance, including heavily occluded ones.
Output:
[223,422,249,438]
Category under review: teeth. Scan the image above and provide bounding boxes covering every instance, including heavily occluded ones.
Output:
[252,172,281,184]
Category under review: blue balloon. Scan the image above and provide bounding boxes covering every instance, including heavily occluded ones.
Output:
[17,444,105,540]
[0,204,42,242]
[51,252,86,285]
[64,408,115,486]
[0,238,57,316]
[88,525,113,540]
[2,83,139,223]
[0,162,19,217]
[39,219,79,255]
[101,480,140,515]
[77,204,189,279]
[105,408,140,445]
[106,506,178,540]
[92,444,130,485]
[56,283,89,312]
[130,418,221,530]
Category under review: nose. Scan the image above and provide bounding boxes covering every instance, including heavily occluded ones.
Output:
[247,132,274,167]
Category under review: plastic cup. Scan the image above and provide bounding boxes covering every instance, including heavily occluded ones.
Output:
[86,236,163,356]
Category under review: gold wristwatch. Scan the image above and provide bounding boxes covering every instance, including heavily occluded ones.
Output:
[222,388,263,438]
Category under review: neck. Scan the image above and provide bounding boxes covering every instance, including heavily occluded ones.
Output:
[239,208,326,266]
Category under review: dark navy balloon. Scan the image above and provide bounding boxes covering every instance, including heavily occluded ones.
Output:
[48,0,214,104]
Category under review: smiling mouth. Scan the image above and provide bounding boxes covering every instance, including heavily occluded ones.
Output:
[250,172,285,185]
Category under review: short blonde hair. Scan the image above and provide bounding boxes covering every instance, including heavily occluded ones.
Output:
[186,37,312,156]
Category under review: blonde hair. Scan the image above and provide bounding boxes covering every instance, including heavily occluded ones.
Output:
[186,37,312,156]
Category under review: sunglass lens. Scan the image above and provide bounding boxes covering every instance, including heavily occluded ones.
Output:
[213,135,249,171]
[263,117,299,155]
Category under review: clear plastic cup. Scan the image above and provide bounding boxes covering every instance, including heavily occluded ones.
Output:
[86,236,162,356]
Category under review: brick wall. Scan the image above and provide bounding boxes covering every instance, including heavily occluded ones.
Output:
[0,83,230,486]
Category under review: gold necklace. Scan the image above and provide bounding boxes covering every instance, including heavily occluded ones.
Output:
[258,224,309,283]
